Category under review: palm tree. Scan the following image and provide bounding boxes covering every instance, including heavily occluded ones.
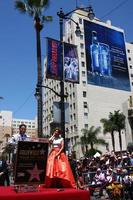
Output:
[101,110,125,152]
[80,126,107,156]
[100,118,115,152]
[14,0,52,138]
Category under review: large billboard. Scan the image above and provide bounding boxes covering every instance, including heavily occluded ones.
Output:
[46,38,79,83]
[84,20,130,91]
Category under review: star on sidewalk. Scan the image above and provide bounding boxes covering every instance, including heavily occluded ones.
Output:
[27,163,44,182]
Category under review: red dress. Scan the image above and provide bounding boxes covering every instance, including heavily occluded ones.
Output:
[45,137,76,188]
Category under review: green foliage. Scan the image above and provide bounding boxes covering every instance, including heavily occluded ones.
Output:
[101,110,126,151]
[85,148,102,157]
[15,0,52,22]
[79,126,107,156]
[128,109,133,117]
[127,142,133,151]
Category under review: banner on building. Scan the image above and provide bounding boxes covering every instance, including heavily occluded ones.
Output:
[46,38,62,80]
[84,20,130,91]
[46,38,79,83]
[64,42,79,83]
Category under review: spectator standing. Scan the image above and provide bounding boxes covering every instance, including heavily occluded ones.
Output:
[0,153,9,186]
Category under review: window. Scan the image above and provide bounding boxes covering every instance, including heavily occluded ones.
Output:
[81,52,84,58]
[81,61,85,67]
[82,81,86,86]
[83,102,88,108]
[84,112,88,116]
[83,91,87,97]
[84,112,88,120]
[80,43,84,49]
[129,57,131,61]
[82,71,86,77]
[71,126,73,133]
[80,35,83,40]
[127,49,130,53]
[84,124,88,129]
[73,92,75,98]
[130,65,132,69]
[74,125,77,132]
[79,18,82,24]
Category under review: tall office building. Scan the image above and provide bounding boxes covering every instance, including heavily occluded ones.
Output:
[43,8,133,157]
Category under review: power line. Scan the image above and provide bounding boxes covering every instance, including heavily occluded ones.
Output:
[14,91,34,116]
[101,0,129,19]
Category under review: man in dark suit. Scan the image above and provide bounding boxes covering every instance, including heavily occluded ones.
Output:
[8,123,30,174]
[0,153,10,186]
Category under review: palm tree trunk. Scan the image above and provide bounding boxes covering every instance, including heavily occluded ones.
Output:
[118,130,122,152]
[90,142,94,150]
[111,131,115,152]
[85,145,88,154]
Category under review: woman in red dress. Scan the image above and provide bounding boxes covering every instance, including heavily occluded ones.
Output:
[45,128,76,188]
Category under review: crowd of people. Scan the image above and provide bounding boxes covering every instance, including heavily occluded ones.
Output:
[68,151,133,198]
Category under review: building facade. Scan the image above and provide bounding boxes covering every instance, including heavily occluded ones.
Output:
[43,9,133,157]
[0,110,37,153]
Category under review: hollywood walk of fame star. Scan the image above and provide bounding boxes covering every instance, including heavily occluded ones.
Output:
[27,163,44,182]
[40,149,46,155]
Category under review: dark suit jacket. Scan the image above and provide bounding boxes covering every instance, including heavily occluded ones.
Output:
[0,159,9,185]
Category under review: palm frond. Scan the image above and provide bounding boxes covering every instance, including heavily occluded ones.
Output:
[42,15,53,22]
[27,0,49,8]
[15,1,26,13]
[95,138,108,146]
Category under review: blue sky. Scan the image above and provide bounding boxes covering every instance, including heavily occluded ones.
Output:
[0,0,132,120]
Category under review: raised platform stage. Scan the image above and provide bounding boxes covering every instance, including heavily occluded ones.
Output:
[0,186,90,200]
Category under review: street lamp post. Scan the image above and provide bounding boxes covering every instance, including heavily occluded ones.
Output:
[34,16,43,138]
[57,6,95,151]
[58,9,66,151]
[57,8,82,152]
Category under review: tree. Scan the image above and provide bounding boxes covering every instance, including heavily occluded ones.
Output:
[100,118,115,152]
[80,126,107,156]
[14,0,52,137]
[101,110,125,152]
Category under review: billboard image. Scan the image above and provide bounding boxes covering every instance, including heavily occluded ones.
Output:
[46,38,79,83]
[84,20,130,91]
[64,42,79,83]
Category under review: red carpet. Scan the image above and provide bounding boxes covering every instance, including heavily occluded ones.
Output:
[0,186,90,200]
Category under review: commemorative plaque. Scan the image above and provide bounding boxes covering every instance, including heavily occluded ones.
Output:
[14,139,48,185]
